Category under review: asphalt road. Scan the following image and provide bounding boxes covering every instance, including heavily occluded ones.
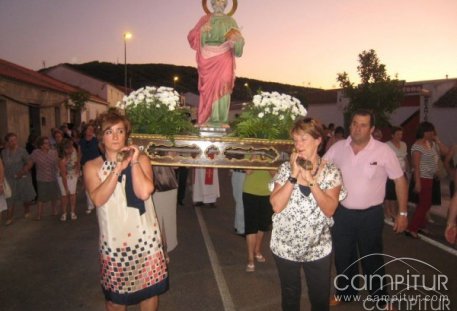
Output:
[1,169,456,311]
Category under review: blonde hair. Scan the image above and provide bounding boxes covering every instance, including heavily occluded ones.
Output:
[290,117,325,141]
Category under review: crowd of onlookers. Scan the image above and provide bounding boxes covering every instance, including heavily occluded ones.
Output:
[0,121,99,226]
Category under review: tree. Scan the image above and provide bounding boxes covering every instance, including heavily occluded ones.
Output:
[66,91,90,127]
[337,49,404,129]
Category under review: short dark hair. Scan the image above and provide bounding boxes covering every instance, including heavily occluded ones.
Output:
[390,126,403,136]
[351,109,375,128]
[36,136,49,148]
[334,126,345,136]
[416,121,435,139]
[4,132,16,143]
[95,108,131,152]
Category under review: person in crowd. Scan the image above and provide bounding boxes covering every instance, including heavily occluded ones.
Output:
[71,128,81,154]
[1,133,36,224]
[20,136,60,220]
[25,133,38,199]
[406,122,448,238]
[152,165,179,263]
[231,168,246,235]
[373,127,383,141]
[269,117,345,311]
[243,161,275,273]
[327,123,335,137]
[444,142,457,197]
[192,167,220,207]
[324,109,408,308]
[57,138,80,221]
[79,122,101,214]
[60,123,72,138]
[444,170,457,244]
[0,158,8,222]
[175,166,188,206]
[325,126,345,151]
[51,128,65,150]
[0,137,4,154]
[188,0,245,127]
[83,109,168,310]
[384,126,409,221]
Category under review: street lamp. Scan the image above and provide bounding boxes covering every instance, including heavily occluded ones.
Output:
[244,82,252,98]
[123,32,132,92]
[173,76,179,90]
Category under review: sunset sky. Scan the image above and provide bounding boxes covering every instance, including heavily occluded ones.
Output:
[1,0,456,89]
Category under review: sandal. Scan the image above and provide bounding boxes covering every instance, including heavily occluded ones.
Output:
[404,230,419,239]
[255,254,266,263]
[246,263,255,272]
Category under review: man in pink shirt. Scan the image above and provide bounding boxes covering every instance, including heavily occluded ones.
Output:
[324,109,408,308]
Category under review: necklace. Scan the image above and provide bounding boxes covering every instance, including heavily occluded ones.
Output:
[311,157,321,177]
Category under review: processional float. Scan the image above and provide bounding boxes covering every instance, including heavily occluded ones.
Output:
[130,0,295,169]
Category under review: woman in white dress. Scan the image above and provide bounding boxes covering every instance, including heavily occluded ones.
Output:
[83,109,168,311]
[57,138,80,221]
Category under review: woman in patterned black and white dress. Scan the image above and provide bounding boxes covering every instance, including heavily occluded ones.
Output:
[83,109,168,311]
[270,117,346,311]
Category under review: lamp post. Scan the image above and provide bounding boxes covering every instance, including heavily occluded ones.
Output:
[123,32,132,92]
[173,76,179,90]
[244,82,252,99]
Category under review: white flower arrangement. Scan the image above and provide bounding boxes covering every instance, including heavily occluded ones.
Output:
[231,91,307,139]
[116,86,196,137]
[117,86,180,111]
[251,91,307,118]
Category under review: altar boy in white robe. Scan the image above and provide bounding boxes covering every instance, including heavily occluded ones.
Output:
[192,167,220,207]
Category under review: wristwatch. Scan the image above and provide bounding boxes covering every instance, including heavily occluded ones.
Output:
[399,211,408,217]
[288,176,297,184]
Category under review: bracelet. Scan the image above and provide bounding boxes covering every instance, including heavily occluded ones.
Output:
[288,176,297,184]
[399,211,408,217]
[112,171,121,177]
[131,161,140,166]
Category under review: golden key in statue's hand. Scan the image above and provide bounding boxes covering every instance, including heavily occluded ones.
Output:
[296,157,313,171]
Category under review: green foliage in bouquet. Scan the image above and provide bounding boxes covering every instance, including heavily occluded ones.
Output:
[117,86,197,138]
[231,91,307,140]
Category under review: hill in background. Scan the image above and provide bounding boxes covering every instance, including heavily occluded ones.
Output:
[67,61,322,106]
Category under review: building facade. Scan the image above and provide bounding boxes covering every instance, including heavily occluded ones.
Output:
[0,59,108,146]
[42,64,125,107]
[307,78,457,147]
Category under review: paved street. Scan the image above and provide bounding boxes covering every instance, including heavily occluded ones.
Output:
[1,169,456,311]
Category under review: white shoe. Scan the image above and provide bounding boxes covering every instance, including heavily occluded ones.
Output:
[85,209,92,214]
[60,213,67,222]
[71,213,78,220]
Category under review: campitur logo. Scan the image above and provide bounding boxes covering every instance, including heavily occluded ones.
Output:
[333,253,451,310]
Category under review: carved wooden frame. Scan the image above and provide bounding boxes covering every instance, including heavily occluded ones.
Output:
[131,133,293,170]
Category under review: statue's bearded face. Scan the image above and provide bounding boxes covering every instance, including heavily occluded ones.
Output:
[211,0,227,14]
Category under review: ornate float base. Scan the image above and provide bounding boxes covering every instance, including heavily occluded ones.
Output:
[131,133,293,170]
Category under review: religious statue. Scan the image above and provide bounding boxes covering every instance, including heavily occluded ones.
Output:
[188,0,245,128]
